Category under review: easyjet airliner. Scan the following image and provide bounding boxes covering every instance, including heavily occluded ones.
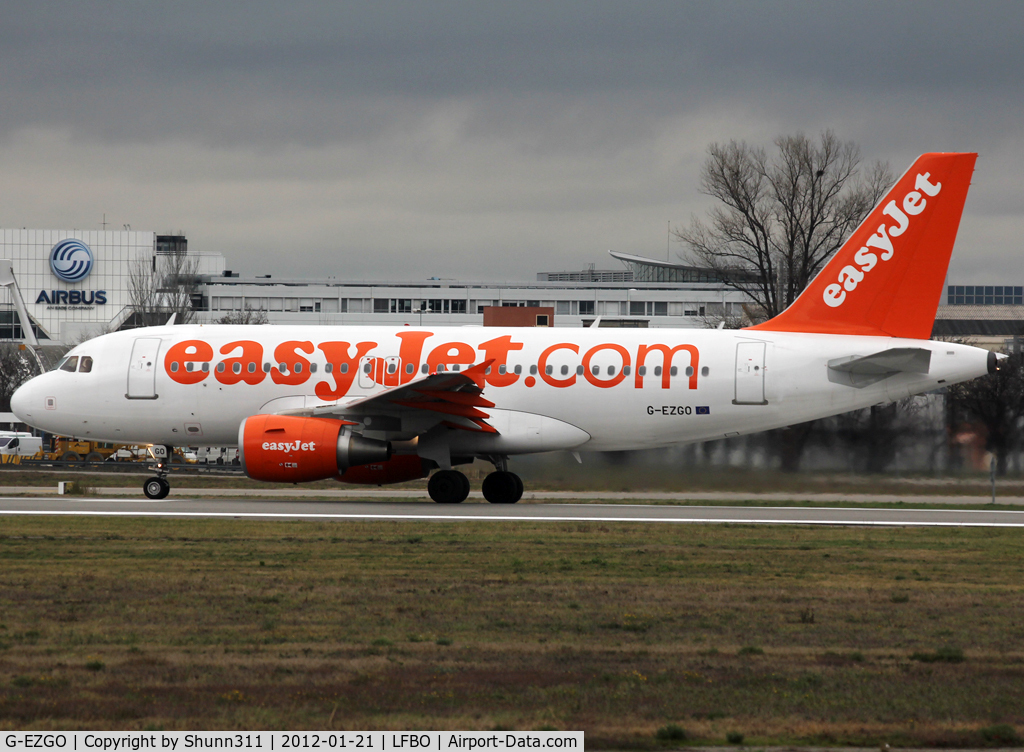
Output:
[10,153,995,503]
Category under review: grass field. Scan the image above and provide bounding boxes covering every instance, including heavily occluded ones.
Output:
[2,516,1023,746]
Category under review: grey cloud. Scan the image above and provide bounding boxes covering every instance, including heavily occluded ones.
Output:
[0,1,1021,283]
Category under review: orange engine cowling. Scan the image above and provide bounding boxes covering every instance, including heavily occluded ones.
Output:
[238,415,391,483]
[337,455,431,485]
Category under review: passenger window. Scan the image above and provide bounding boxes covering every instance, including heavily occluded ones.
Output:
[79,356,93,373]
[60,356,79,372]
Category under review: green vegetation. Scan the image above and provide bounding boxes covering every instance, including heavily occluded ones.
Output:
[655,724,687,741]
[1,517,1023,747]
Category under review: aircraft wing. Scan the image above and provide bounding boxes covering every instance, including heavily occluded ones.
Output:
[271,359,498,437]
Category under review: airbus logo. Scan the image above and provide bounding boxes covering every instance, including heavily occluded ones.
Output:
[49,239,94,283]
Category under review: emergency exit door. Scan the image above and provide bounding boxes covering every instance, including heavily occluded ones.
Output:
[126,337,161,399]
[733,341,767,405]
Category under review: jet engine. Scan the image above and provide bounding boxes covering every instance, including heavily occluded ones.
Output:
[337,455,431,485]
[239,415,390,483]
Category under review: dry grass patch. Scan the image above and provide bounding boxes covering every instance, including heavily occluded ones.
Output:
[1,518,1023,746]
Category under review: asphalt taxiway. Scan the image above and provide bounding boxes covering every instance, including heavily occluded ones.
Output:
[2,495,1024,527]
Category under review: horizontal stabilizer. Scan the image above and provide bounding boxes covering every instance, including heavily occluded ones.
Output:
[828,347,931,376]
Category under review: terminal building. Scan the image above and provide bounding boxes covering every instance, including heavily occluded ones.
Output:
[1,229,750,344]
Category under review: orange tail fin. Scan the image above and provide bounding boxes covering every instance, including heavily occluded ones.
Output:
[749,152,977,339]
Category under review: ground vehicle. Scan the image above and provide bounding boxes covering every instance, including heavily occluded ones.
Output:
[0,431,43,459]
[195,446,239,465]
[48,438,120,462]
[10,153,994,502]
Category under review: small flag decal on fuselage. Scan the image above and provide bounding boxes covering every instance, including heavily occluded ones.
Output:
[696,406,710,415]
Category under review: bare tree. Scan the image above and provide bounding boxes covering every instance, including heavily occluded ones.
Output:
[946,351,1024,476]
[217,305,269,325]
[126,251,200,326]
[833,397,926,474]
[158,249,200,324]
[675,131,893,323]
[127,256,164,327]
[0,344,36,411]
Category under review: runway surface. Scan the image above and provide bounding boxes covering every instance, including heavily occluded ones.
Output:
[2,495,1024,527]
[3,485,1023,506]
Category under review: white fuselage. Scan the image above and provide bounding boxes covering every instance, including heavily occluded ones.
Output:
[11,325,991,453]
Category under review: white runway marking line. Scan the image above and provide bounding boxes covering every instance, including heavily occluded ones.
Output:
[547,503,1024,515]
[2,509,1024,527]
[0,497,170,503]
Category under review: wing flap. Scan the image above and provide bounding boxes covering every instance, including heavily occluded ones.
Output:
[268,360,499,437]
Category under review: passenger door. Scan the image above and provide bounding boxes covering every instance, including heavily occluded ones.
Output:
[733,341,767,405]
[126,337,161,399]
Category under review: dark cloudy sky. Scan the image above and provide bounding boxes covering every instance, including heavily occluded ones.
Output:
[1,1,1021,284]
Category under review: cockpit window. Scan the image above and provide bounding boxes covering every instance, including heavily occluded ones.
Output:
[79,356,93,373]
[0,438,10,448]
[59,356,79,373]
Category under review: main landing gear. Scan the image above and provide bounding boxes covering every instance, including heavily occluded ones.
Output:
[428,470,471,504]
[481,470,523,504]
[427,457,524,504]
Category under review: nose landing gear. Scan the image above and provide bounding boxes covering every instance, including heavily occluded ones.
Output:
[143,475,170,500]
[142,445,173,499]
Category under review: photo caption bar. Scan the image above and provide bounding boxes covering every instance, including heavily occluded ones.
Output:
[1,732,583,752]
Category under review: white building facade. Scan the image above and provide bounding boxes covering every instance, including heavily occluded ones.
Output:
[2,228,748,344]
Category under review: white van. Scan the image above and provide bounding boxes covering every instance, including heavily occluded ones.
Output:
[0,431,43,457]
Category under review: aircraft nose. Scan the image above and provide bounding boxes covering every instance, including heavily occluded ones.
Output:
[10,378,37,423]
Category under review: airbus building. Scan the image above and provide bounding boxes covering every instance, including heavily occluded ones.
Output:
[0,228,753,345]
